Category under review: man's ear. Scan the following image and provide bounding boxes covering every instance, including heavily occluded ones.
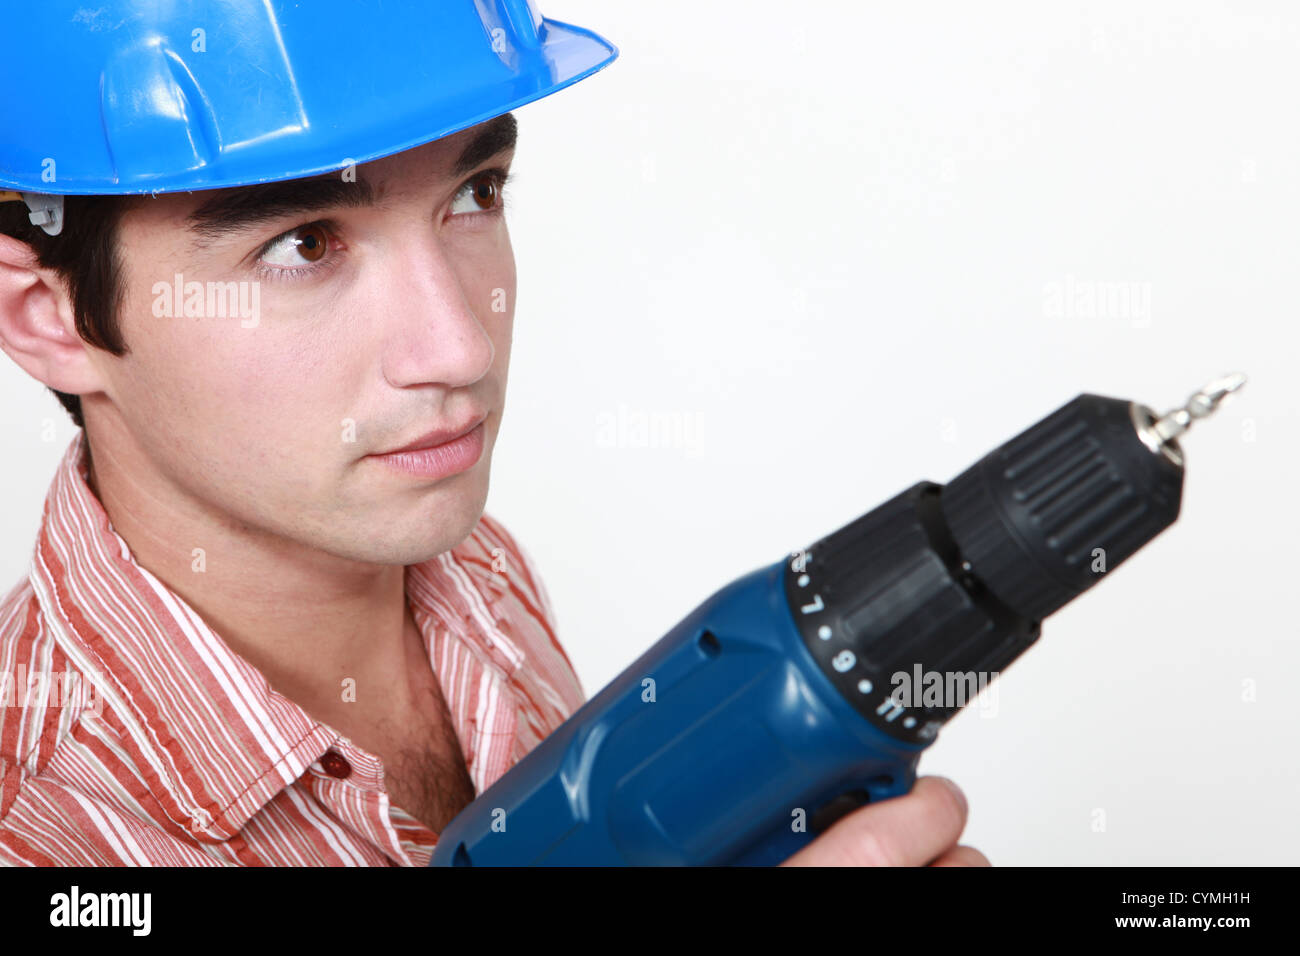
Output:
[0,232,108,397]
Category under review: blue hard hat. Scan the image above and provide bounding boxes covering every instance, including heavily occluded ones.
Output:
[0,0,616,212]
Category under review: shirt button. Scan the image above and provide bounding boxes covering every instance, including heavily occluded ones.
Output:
[320,750,352,779]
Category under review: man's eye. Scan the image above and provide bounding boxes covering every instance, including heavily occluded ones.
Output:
[449,171,505,216]
[260,223,330,268]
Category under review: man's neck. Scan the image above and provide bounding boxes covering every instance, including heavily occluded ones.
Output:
[82,426,414,720]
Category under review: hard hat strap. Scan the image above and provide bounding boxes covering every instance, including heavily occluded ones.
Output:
[0,191,64,236]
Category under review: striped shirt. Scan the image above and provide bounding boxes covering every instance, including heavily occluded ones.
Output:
[0,430,585,866]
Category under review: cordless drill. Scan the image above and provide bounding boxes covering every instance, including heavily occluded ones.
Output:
[429,375,1246,866]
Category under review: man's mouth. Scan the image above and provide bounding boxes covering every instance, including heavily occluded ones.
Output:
[374,410,489,456]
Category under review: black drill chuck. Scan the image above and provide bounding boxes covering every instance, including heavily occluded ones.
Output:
[785,377,1244,745]
[941,393,1181,621]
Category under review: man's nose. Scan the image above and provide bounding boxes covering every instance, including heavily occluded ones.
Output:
[377,235,495,390]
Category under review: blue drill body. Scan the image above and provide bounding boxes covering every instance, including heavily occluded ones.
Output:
[430,556,923,866]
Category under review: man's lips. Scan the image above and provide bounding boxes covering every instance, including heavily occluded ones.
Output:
[371,411,489,456]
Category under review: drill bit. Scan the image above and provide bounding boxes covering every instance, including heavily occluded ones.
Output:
[1151,372,1248,443]
[1132,372,1247,465]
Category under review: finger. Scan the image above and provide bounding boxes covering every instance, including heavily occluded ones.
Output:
[929,844,991,867]
[780,775,969,867]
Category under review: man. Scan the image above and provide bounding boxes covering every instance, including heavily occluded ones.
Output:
[0,0,984,866]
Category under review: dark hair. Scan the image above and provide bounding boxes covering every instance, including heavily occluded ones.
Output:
[0,195,130,429]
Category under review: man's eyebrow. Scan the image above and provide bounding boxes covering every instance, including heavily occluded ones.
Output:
[184,112,518,242]
[185,176,375,242]
[452,111,517,177]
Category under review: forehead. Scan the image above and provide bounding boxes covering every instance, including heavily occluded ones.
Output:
[120,116,515,229]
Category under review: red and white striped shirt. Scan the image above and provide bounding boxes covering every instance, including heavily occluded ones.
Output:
[0,430,585,866]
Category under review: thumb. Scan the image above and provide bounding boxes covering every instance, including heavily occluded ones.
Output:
[780,776,969,867]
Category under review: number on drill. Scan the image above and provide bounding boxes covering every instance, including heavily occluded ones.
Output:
[832,650,856,672]
[800,594,824,614]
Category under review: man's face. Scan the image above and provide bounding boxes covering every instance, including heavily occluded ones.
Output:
[85,118,518,567]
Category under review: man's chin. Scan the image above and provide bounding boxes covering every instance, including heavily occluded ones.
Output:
[349,507,485,567]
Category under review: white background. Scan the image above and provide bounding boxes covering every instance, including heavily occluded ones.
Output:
[3,1,1296,864]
